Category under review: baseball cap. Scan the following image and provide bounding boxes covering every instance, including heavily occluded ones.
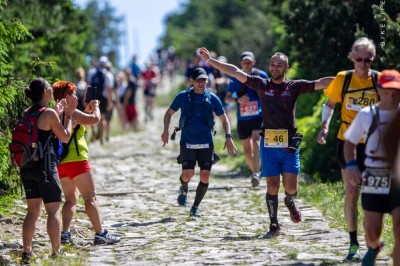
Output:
[240,51,255,61]
[191,68,208,80]
[99,56,109,66]
[378,70,400,90]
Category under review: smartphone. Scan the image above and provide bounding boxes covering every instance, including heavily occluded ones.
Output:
[84,86,97,104]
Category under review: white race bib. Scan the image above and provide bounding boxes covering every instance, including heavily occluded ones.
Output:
[239,101,259,117]
[362,168,392,195]
[186,143,210,149]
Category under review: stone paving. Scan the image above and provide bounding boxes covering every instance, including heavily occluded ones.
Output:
[0,80,393,265]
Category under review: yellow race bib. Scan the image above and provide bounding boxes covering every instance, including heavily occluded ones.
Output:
[264,129,288,148]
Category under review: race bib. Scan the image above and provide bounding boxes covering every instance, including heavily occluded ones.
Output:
[239,101,259,117]
[186,143,210,149]
[345,90,378,111]
[264,129,288,148]
[361,168,392,195]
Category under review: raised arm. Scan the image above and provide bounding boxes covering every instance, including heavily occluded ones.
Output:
[198,47,248,84]
[314,76,334,90]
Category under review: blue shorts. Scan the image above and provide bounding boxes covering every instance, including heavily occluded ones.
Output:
[260,138,300,177]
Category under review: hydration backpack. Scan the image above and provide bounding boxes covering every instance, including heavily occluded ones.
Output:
[88,69,106,100]
[171,88,215,140]
[9,105,50,168]
[53,121,80,164]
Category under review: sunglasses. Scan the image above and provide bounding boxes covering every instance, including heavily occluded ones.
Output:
[355,57,373,63]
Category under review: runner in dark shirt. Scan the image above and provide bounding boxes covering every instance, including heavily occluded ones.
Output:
[198,47,333,237]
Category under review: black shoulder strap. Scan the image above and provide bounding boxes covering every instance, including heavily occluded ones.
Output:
[341,70,354,103]
[366,105,379,145]
[371,70,380,101]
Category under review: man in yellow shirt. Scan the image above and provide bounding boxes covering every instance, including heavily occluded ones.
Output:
[317,37,380,261]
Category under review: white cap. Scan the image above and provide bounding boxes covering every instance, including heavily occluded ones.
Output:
[99,56,109,66]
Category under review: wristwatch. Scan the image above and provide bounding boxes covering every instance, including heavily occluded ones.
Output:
[225,133,232,139]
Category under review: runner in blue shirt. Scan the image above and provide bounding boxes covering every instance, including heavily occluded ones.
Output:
[161,67,237,217]
[226,51,268,187]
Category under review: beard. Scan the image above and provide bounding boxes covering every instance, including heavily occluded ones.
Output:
[271,72,285,80]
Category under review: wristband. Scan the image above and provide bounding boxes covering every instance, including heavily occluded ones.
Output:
[345,160,359,170]
[225,133,232,139]
[206,57,211,62]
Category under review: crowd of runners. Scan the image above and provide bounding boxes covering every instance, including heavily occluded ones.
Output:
[13,37,400,266]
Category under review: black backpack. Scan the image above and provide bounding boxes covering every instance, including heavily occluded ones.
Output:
[338,70,379,125]
[87,69,106,102]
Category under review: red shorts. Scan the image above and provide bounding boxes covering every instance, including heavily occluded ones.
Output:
[57,160,91,179]
[125,104,138,122]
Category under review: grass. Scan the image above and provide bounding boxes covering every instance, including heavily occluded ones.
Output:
[298,179,394,256]
[0,194,19,214]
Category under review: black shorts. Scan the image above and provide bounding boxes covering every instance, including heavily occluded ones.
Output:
[178,144,218,170]
[237,117,262,140]
[337,140,366,171]
[362,178,400,213]
[144,88,156,97]
[20,161,62,204]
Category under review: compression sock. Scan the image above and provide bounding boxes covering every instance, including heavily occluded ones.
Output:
[193,181,209,208]
[349,231,358,246]
[180,175,189,190]
[284,190,297,203]
[266,193,279,225]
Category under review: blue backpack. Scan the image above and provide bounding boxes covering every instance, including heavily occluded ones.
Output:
[53,114,80,164]
[171,88,215,140]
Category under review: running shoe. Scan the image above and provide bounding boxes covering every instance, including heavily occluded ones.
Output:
[265,223,280,238]
[361,241,384,266]
[94,230,121,245]
[346,243,361,261]
[21,252,32,264]
[251,173,260,188]
[61,231,76,246]
[284,197,302,223]
[177,186,188,206]
[189,207,201,217]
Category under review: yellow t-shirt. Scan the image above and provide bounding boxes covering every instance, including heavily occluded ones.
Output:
[59,124,89,164]
[324,70,380,141]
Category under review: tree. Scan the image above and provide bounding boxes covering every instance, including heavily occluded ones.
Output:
[84,0,124,68]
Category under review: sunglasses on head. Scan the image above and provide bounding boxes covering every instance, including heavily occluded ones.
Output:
[195,78,207,82]
[355,57,373,63]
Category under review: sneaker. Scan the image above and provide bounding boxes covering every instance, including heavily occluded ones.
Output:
[361,241,384,266]
[21,252,32,264]
[251,173,260,187]
[189,207,201,217]
[61,231,76,246]
[265,223,280,238]
[177,186,188,206]
[51,250,76,259]
[346,243,361,261]
[94,229,120,245]
[284,197,302,223]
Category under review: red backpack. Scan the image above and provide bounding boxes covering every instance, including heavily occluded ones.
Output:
[9,105,50,168]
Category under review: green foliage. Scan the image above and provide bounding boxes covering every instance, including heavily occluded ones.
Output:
[84,0,124,67]
[2,0,94,79]
[297,96,341,182]
[162,0,277,69]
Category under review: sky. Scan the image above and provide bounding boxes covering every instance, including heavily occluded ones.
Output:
[73,0,183,69]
